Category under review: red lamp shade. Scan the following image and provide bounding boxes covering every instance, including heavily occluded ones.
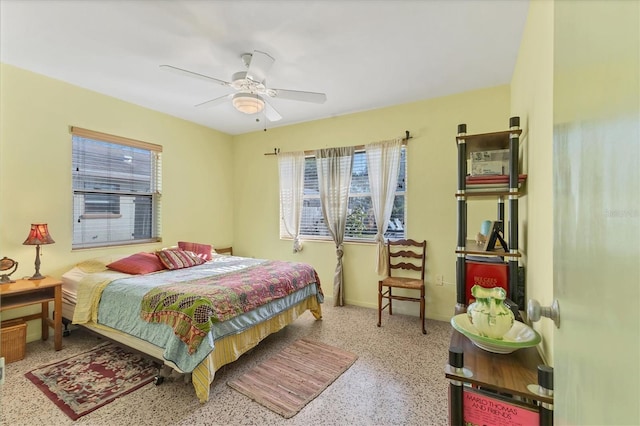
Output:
[23,224,55,246]
[23,223,55,280]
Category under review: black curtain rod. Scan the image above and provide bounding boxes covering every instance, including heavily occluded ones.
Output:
[264,130,412,156]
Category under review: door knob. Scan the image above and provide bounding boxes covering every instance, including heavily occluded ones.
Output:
[527,299,560,328]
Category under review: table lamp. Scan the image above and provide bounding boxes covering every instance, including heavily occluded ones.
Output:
[23,223,55,280]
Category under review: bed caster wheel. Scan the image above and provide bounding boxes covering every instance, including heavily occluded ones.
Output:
[63,330,71,337]
[155,376,165,386]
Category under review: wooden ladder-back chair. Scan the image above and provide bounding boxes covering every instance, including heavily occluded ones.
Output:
[377,239,427,334]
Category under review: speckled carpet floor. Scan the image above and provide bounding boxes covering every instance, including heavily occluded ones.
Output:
[0,300,452,425]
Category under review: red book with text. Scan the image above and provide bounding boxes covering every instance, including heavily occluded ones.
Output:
[465,260,508,304]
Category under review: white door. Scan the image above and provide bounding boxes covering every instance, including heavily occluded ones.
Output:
[553,1,639,424]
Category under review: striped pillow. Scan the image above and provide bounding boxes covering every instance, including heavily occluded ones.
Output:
[156,248,205,270]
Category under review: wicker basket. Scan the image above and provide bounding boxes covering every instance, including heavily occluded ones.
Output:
[0,319,27,363]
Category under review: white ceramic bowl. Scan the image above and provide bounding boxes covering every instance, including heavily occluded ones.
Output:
[451,314,541,354]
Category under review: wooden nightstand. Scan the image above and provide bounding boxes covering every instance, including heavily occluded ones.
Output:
[0,276,62,351]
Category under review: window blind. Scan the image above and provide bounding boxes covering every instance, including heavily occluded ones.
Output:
[71,127,162,249]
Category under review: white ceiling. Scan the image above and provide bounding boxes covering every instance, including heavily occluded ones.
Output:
[0,0,529,135]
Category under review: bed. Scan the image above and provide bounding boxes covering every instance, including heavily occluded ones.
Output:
[61,248,323,403]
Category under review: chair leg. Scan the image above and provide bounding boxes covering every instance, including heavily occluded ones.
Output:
[420,286,426,335]
[377,281,382,327]
[388,287,393,315]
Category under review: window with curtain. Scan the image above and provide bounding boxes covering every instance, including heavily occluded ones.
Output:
[71,127,162,249]
[290,146,406,241]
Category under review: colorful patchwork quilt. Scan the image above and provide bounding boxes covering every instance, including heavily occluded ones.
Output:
[140,260,322,354]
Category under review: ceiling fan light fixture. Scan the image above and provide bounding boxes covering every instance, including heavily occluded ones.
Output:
[232,93,265,114]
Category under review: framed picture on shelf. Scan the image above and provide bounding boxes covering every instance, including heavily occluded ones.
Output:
[483,221,508,252]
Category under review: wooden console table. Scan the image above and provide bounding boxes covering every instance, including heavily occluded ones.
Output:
[0,276,62,351]
[446,329,553,425]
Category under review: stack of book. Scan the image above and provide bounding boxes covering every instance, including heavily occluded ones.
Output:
[465,174,527,192]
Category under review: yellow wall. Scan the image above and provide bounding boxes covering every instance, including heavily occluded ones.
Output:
[0,63,512,341]
[231,86,511,321]
[0,64,234,341]
[511,7,639,415]
[510,0,555,364]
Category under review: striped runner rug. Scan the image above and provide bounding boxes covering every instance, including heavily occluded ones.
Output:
[227,339,358,418]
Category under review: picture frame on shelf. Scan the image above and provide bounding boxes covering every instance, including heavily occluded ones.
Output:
[483,221,508,252]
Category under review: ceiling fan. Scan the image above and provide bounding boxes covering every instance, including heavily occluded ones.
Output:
[160,50,327,122]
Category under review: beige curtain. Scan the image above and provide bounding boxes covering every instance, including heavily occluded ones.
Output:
[366,138,402,274]
[278,151,306,252]
[316,147,354,306]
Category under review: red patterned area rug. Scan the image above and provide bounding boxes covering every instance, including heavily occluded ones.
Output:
[228,339,358,418]
[25,342,159,420]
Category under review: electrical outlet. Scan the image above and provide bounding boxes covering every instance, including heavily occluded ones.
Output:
[436,274,444,286]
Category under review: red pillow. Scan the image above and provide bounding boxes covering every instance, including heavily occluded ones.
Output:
[107,252,166,275]
[178,241,213,261]
[156,248,205,270]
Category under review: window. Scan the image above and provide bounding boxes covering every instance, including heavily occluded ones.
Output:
[295,146,406,241]
[71,127,162,249]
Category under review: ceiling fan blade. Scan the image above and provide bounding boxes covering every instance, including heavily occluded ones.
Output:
[268,88,327,104]
[160,64,230,87]
[194,94,232,108]
[245,50,274,84]
[263,99,282,122]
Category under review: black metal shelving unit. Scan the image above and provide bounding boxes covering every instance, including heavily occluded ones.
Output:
[455,116,523,310]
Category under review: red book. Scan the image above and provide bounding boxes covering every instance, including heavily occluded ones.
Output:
[466,174,527,186]
[463,388,539,425]
[465,261,508,304]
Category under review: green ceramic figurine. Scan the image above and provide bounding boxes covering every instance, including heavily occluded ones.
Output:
[467,285,515,340]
